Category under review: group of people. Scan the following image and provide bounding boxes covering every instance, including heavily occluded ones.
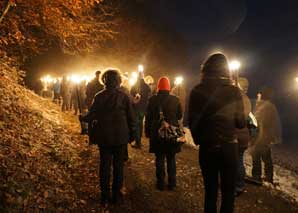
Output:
[78,53,280,213]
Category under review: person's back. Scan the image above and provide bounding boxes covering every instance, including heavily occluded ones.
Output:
[82,69,136,204]
[189,78,245,148]
[188,53,245,213]
[145,77,183,191]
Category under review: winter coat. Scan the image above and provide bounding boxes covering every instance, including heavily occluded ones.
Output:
[82,88,136,147]
[236,91,252,149]
[145,91,183,154]
[188,78,246,150]
[130,79,151,112]
[254,100,282,145]
[86,78,104,108]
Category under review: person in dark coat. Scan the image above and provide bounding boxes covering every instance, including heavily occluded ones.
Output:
[145,77,183,191]
[81,69,136,204]
[188,53,246,213]
[130,72,151,148]
[86,70,104,110]
[235,77,252,196]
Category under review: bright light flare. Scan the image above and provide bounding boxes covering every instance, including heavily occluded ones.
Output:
[229,60,241,71]
[129,78,137,86]
[174,76,184,86]
[295,77,298,83]
[138,64,144,72]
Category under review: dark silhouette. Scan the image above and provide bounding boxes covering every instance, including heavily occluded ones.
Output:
[81,69,136,205]
[145,77,183,191]
[188,53,246,213]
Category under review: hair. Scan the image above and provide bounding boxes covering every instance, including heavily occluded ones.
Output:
[201,53,230,79]
[101,69,122,89]
[95,70,101,77]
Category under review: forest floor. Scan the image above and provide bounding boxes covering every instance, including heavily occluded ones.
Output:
[1,65,298,212]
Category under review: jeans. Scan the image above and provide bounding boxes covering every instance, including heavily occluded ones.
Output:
[155,153,176,187]
[235,148,246,193]
[135,111,145,146]
[99,145,126,198]
[252,144,273,182]
[199,143,238,213]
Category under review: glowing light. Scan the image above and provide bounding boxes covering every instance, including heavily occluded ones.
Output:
[295,77,298,83]
[145,75,154,84]
[229,60,241,71]
[138,64,144,72]
[174,76,184,86]
[131,72,138,79]
[129,78,137,86]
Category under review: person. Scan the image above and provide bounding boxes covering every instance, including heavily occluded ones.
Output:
[130,71,151,148]
[53,79,61,104]
[85,70,104,110]
[81,69,136,204]
[60,76,71,112]
[188,53,246,213]
[235,77,252,196]
[145,77,183,191]
[251,87,281,184]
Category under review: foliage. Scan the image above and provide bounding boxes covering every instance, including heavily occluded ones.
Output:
[0,0,118,60]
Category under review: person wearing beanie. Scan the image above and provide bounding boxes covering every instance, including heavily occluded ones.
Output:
[130,72,151,149]
[81,69,136,205]
[188,53,246,213]
[145,77,183,191]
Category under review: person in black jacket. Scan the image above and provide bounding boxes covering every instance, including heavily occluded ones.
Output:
[81,69,136,204]
[130,73,151,148]
[188,53,246,213]
[145,77,183,191]
[85,70,104,110]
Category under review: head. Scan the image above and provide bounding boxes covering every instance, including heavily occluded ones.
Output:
[95,70,101,80]
[260,87,274,100]
[201,53,230,79]
[157,77,171,92]
[101,69,122,89]
[238,77,249,93]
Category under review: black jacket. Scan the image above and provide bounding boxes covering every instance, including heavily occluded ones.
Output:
[145,91,183,154]
[82,88,136,147]
[86,78,104,108]
[188,78,246,149]
[130,79,151,112]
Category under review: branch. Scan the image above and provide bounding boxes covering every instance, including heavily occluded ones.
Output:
[0,0,16,24]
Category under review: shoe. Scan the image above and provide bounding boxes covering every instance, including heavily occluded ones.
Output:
[168,185,176,191]
[112,191,123,204]
[234,189,245,197]
[100,195,110,206]
[156,182,164,191]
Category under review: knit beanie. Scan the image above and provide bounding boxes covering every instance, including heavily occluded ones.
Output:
[157,77,171,91]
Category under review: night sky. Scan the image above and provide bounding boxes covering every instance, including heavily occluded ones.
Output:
[153,0,298,143]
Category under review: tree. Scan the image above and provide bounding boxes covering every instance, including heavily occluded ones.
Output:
[0,0,119,60]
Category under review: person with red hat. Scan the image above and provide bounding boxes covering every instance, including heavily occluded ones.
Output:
[145,77,183,191]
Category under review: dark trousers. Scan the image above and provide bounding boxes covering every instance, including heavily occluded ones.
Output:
[135,111,145,146]
[99,145,126,198]
[199,144,238,213]
[252,144,273,182]
[155,153,176,186]
[235,148,246,193]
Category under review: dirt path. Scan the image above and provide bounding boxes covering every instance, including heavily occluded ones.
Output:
[70,124,298,212]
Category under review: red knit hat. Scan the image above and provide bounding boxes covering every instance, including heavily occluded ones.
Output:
[157,77,171,91]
